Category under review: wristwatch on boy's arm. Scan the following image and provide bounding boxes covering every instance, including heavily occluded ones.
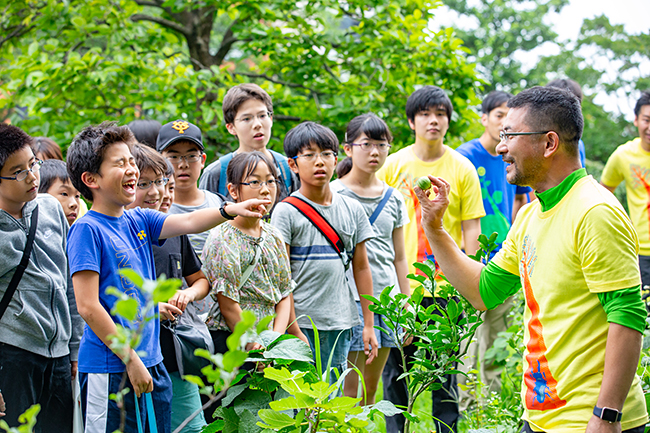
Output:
[219,201,236,220]
[593,406,623,423]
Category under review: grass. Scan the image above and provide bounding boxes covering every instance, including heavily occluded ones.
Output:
[371,379,438,433]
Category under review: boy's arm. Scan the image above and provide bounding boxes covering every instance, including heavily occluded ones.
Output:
[461,218,481,257]
[352,241,379,363]
[71,270,153,397]
[168,270,210,312]
[159,198,271,239]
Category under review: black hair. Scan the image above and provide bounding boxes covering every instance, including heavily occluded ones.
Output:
[634,91,650,117]
[508,86,583,157]
[482,91,513,114]
[226,151,278,202]
[132,143,168,176]
[0,124,33,184]
[405,86,453,122]
[283,121,339,159]
[67,122,136,201]
[345,112,393,144]
[546,78,583,103]
[336,157,353,178]
[128,120,162,149]
[32,137,63,160]
[38,159,71,194]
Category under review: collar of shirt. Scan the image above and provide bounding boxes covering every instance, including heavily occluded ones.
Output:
[535,168,587,212]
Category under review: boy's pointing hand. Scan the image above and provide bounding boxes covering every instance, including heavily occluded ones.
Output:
[225,198,273,219]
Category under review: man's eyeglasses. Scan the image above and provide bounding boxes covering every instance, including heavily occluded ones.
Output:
[499,130,550,143]
[137,178,170,190]
[0,159,43,182]
[350,142,392,153]
[166,154,202,164]
[292,151,338,162]
[240,179,278,189]
[234,111,273,124]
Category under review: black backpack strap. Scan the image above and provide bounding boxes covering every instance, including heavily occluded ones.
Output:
[0,205,39,322]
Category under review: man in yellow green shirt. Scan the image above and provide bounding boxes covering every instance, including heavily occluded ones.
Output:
[377,85,485,433]
[601,91,650,288]
[417,86,648,433]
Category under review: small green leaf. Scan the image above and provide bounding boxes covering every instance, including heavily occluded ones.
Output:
[112,298,138,321]
[257,409,296,429]
[256,315,274,334]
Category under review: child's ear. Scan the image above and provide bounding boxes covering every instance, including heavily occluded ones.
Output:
[343,143,353,158]
[81,172,99,191]
[288,158,299,174]
[226,182,238,201]
[225,123,238,137]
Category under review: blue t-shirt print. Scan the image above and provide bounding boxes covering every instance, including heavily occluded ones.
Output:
[67,208,168,373]
[457,139,531,249]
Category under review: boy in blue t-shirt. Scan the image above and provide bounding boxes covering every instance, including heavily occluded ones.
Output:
[456,91,531,398]
[271,122,377,383]
[66,122,270,433]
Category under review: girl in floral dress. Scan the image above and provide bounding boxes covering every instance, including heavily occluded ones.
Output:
[202,151,296,353]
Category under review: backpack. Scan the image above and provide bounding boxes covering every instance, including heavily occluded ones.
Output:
[218,149,293,196]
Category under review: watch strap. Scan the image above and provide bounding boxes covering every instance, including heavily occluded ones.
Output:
[219,201,235,220]
[593,406,622,423]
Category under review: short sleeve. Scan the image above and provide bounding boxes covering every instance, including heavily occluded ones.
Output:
[201,228,242,303]
[141,208,168,246]
[459,164,486,220]
[479,261,522,310]
[491,228,521,277]
[180,234,202,278]
[67,222,101,275]
[578,203,641,293]
[601,149,624,188]
[353,201,374,245]
[393,191,409,229]
[270,203,294,245]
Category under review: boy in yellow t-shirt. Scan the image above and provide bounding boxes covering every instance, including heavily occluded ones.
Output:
[601,91,650,287]
[377,85,485,433]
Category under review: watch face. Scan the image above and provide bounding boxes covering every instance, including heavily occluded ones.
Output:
[601,407,620,422]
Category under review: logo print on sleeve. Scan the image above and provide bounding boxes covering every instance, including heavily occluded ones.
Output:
[630,164,650,238]
[520,236,566,411]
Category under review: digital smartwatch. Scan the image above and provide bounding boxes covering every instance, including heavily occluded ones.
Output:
[593,406,622,423]
[219,201,236,220]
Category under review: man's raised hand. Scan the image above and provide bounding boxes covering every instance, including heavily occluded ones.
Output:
[414,175,451,232]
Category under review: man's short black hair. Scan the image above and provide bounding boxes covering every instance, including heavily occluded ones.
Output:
[634,91,650,117]
[482,91,513,114]
[283,121,339,159]
[38,159,71,194]
[67,122,136,201]
[405,86,453,122]
[508,86,583,157]
[0,124,33,183]
[546,78,583,102]
[128,120,162,149]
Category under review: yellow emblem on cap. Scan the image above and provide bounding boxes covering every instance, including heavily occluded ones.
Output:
[172,121,189,134]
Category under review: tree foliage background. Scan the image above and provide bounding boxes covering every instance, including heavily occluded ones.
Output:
[0,0,648,165]
[0,0,480,161]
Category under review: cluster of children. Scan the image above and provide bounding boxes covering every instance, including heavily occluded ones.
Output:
[1,81,649,433]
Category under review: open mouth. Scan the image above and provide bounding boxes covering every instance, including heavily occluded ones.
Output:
[123,180,136,193]
[253,133,264,140]
[144,199,159,206]
[177,173,191,179]
[314,170,327,177]
[67,212,77,221]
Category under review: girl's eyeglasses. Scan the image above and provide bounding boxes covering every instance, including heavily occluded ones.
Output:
[350,142,392,153]
[240,179,278,189]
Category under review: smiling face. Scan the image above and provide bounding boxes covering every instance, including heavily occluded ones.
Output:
[0,146,40,216]
[126,168,164,211]
[226,99,273,152]
[89,142,139,215]
[635,105,650,149]
[46,179,80,225]
[496,107,546,187]
[409,105,450,145]
[343,132,389,174]
[162,141,206,191]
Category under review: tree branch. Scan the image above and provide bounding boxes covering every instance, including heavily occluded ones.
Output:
[133,0,163,7]
[130,13,189,37]
[0,23,36,50]
[274,115,302,122]
[237,72,318,93]
[212,18,239,65]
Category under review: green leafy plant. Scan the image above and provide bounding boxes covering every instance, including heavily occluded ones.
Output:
[0,405,40,433]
